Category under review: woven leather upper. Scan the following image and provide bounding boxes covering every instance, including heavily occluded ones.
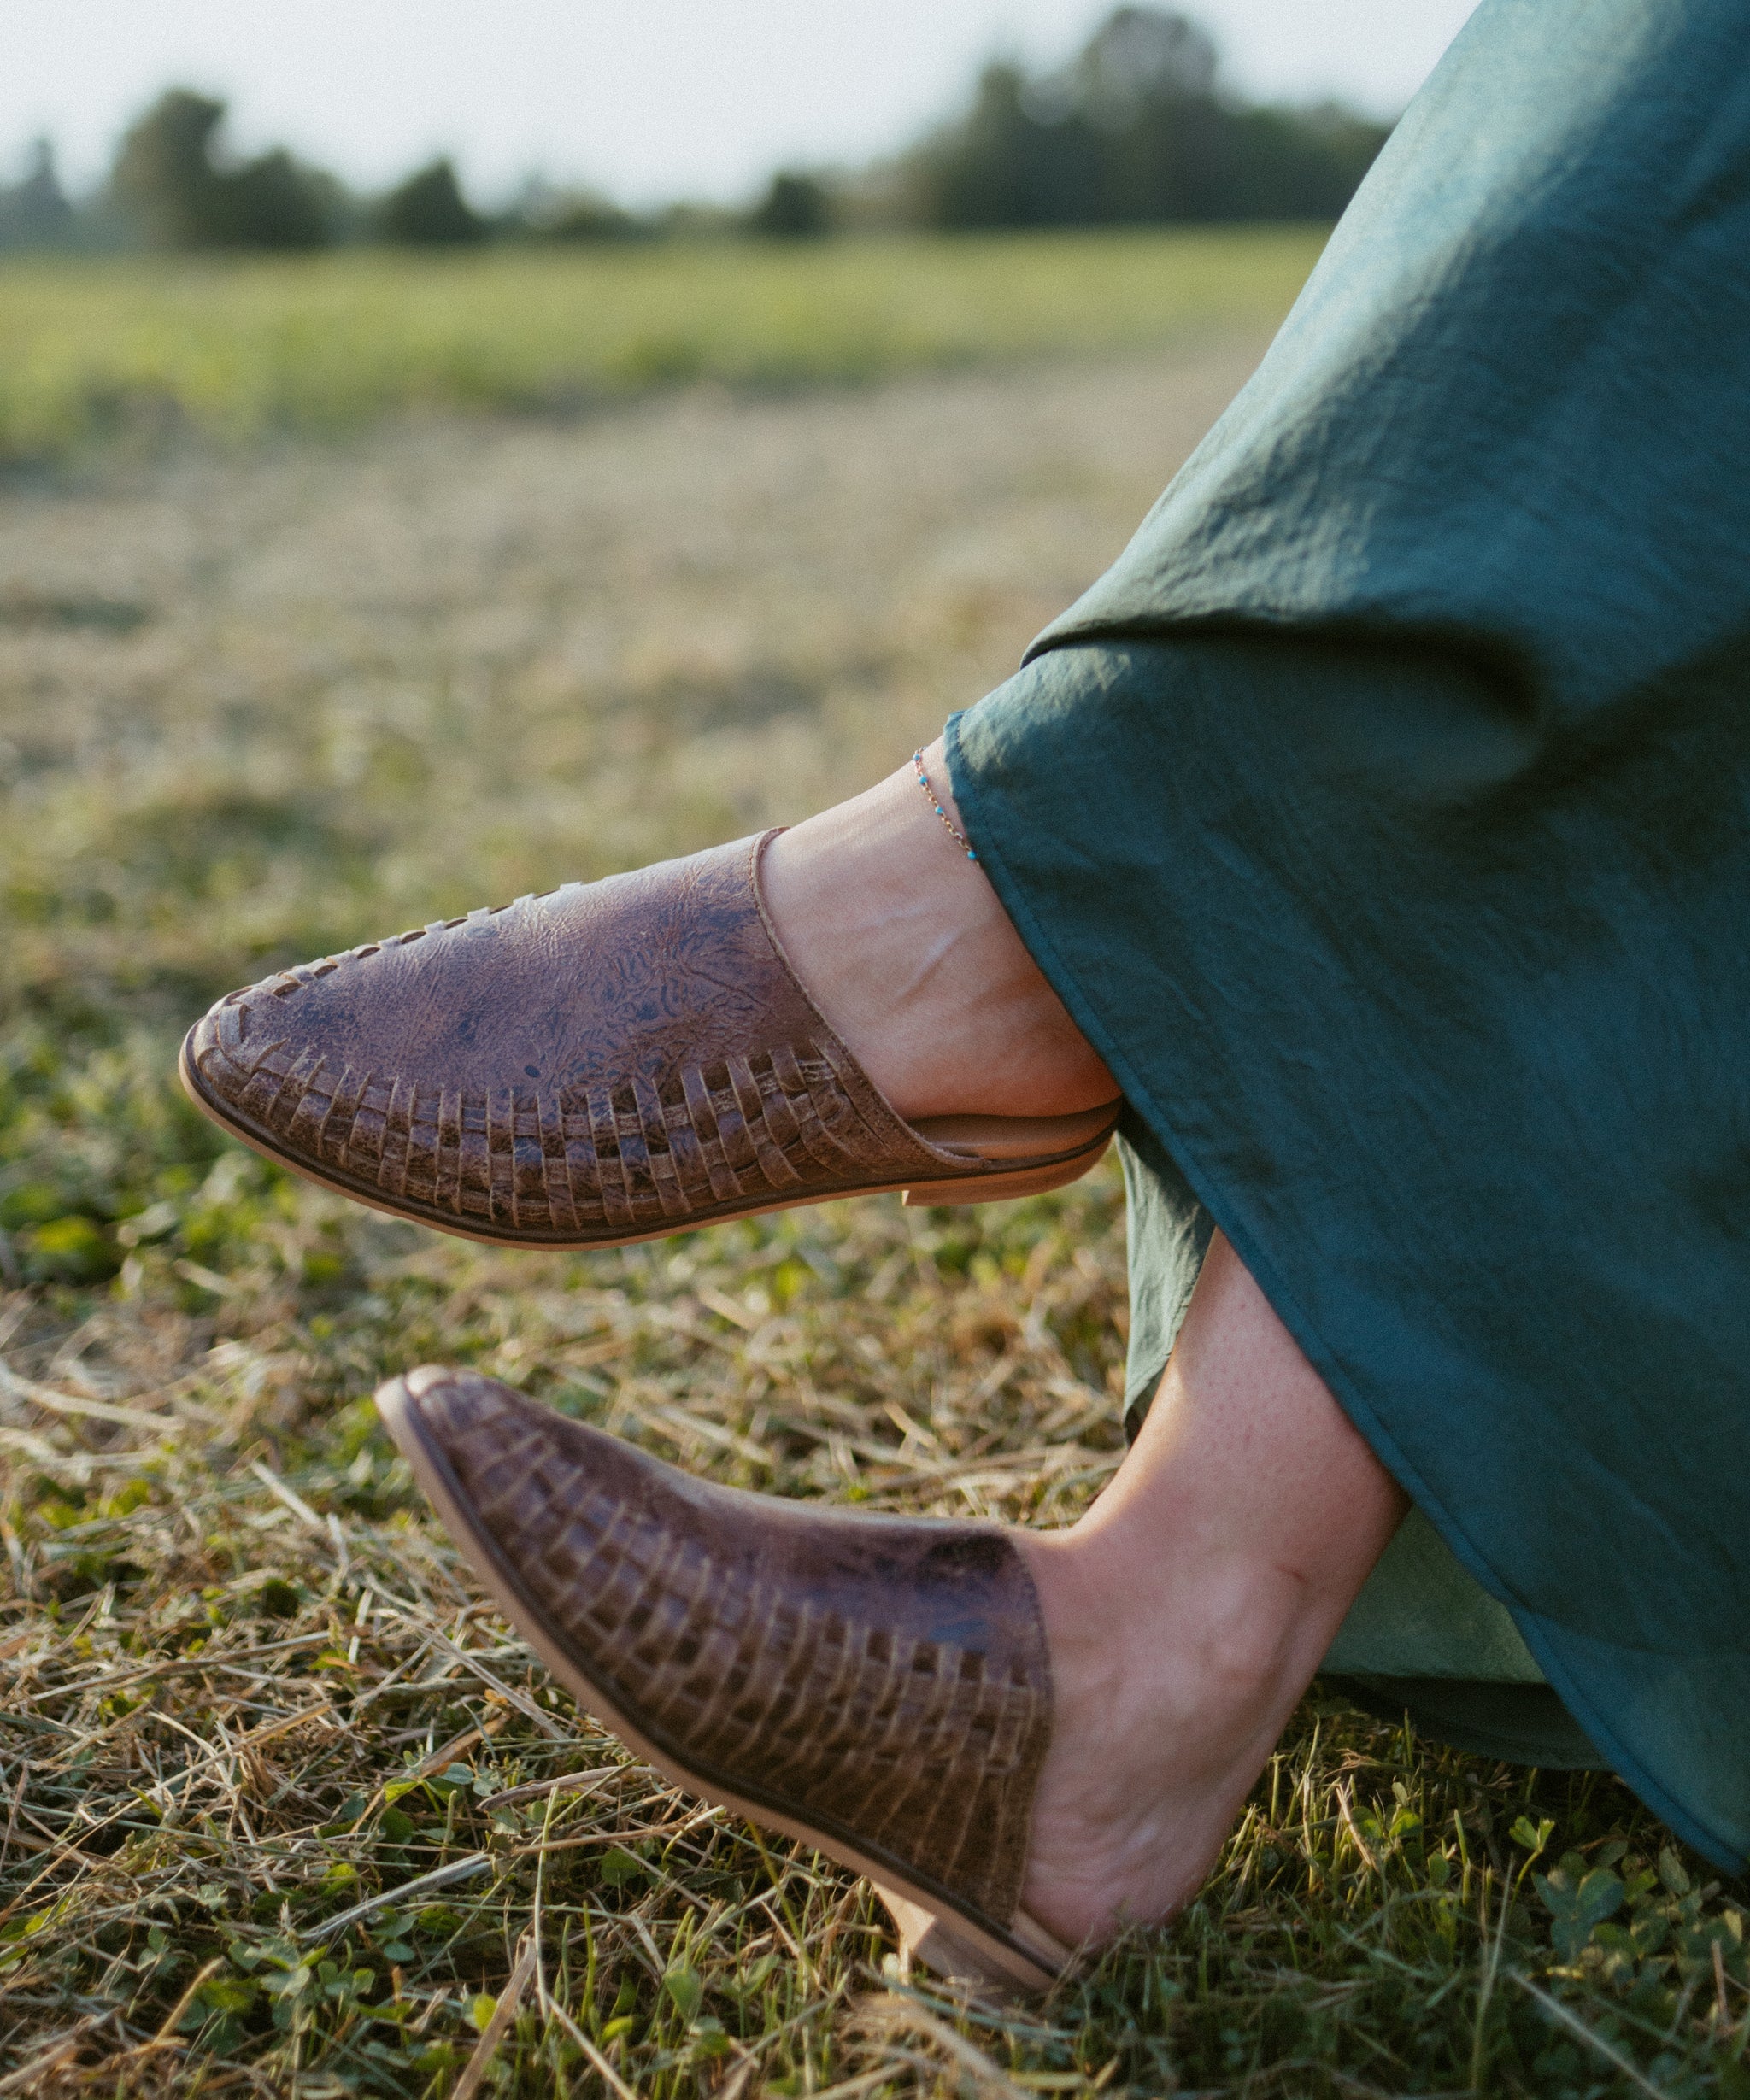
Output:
[181,834,995,1244]
[405,1370,1053,1931]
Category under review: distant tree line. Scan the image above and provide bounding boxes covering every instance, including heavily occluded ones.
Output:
[0,9,1391,255]
[905,9,1389,227]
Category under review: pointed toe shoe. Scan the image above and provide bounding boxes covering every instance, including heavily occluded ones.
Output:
[180,832,1117,1250]
[376,1364,1072,1991]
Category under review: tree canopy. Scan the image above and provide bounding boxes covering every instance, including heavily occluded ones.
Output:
[110,90,336,249]
[906,7,1389,228]
[376,158,490,246]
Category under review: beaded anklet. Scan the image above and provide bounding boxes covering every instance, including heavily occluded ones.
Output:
[913,750,978,861]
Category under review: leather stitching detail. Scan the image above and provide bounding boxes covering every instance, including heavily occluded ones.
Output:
[194,1001,988,1233]
[182,837,1094,1247]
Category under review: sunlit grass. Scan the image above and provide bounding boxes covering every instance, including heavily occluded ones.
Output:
[0,229,1324,465]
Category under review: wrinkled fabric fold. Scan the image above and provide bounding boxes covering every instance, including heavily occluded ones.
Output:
[948,0,1750,1866]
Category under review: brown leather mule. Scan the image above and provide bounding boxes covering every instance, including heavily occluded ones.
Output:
[377,1366,1072,1991]
[180,833,1117,1250]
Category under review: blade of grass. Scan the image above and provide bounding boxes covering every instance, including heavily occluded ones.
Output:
[299,1851,492,1944]
[1511,1974,1671,2099]
[451,1933,537,2100]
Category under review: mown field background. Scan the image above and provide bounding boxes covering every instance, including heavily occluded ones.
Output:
[1,232,1746,2097]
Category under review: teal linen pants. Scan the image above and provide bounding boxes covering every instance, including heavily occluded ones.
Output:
[943,0,1750,1869]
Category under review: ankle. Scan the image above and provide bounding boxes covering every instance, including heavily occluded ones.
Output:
[1024,1528,1316,1761]
[758,747,1116,1122]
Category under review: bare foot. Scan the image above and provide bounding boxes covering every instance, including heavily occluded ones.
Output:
[759,737,1116,1123]
[1014,1528,1325,1945]
[1011,1237,1409,1947]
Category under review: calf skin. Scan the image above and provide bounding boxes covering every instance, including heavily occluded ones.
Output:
[378,1367,1056,1974]
[179,832,1109,1248]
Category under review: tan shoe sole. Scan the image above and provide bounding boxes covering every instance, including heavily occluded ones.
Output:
[377,1371,1072,1991]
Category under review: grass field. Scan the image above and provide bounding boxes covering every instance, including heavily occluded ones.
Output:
[1,267,1747,2097]
[0,230,1327,468]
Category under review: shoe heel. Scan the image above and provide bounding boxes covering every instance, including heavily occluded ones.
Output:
[901,1140,1109,1209]
[870,1883,1067,1993]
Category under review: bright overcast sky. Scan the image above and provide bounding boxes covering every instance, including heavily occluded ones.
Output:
[3,1,1479,209]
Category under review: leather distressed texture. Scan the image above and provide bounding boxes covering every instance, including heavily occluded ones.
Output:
[179,833,1109,1248]
[387,1368,1054,1938]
